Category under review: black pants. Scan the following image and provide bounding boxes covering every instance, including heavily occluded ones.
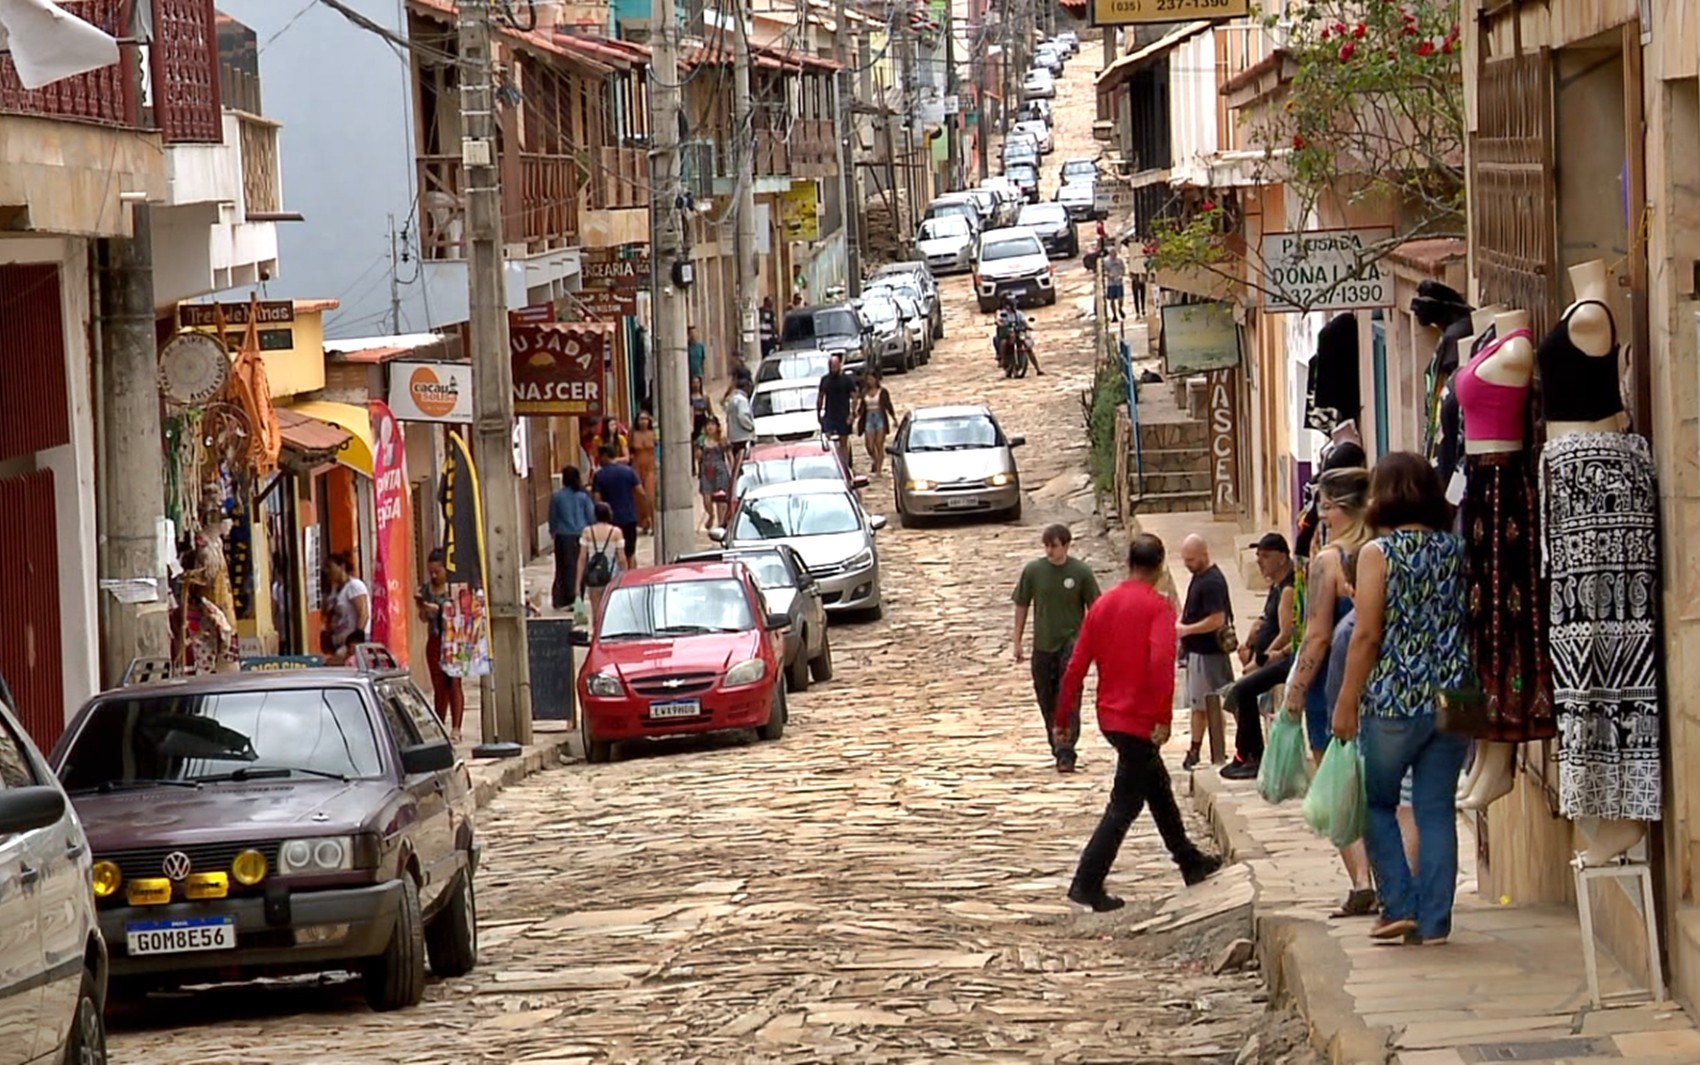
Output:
[1230,656,1289,763]
[1072,732,1207,896]
[552,533,581,609]
[1031,645,1079,765]
[1130,279,1146,316]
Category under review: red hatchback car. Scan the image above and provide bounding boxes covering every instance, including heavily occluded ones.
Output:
[578,561,791,763]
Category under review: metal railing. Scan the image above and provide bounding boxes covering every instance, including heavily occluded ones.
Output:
[0,0,138,128]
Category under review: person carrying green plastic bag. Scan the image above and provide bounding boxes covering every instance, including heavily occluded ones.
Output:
[1303,737,1366,848]
[1257,706,1311,804]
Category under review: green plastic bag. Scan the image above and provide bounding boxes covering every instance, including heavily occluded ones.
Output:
[1257,710,1311,805]
[572,599,590,628]
[1302,738,1366,848]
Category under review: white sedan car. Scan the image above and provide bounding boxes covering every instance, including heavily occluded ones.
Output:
[751,379,824,442]
[714,479,887,618]
[1022,69,1055,100]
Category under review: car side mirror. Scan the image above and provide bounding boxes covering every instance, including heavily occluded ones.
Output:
[708,527,727,542]
[870,515,888,531]
[852,474,870,489]
[401,741,455,775]
[765,611,792,631]
[0,785,65,835]
[1009,435,1026,447]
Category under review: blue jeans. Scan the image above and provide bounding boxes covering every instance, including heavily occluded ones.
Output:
[1359,714,1468,940]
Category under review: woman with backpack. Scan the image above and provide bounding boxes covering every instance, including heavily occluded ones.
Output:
[576,501,625,621]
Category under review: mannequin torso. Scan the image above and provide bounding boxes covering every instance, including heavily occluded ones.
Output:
[1541,261,1627,437]
[1457,310,1533,454]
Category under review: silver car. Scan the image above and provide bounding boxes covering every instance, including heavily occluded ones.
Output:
[912,214,976,275]
[889,405,1026,525]
[714,480,886,618]
[751,379,823,441]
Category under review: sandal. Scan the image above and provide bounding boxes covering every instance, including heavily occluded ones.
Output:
[1369,917,1417,940]
[1329,888,1378,919]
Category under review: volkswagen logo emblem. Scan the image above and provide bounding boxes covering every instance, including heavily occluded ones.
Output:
[161,851,192,881]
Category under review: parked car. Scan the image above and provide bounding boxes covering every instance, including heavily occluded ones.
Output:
[778,301,875,370]
[1022,69,1055,99]
[920,193,983,235]
[1055,180,1097,222]
[715,479,886,618]
[577,562,791,763]
[51,649,478,1011]
[867,262,943,340]
[977,179,1025,225]
[856,292,914,374]
[1031,47,1063,74]
[1018,99,1052,125]
[1006,161,1040,203]
[731,440,864,502]
[1060,157,1100,184]
[890,292,932,363]
[912,213,976,275]
[757,348,836,385]
[1013,118,1053,154]
[1001,138,1039,171]
[973,226,1055,312]
[676,547,834,693]
[889,405,1025,525]
[0,670,107,1065]
[1017,202,1079,258]
[751,378,824,441]
[960,187,1003,229]
[1055,29,1079,54]
[865,266,943,341]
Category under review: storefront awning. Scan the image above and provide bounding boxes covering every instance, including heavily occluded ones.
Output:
[283,400,374,477]
[1096,21,1213,93]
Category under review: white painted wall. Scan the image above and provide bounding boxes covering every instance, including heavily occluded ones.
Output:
[1169,32,1220,189]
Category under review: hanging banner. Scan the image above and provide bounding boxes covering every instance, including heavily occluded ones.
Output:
[438,430,492,678]
[366,401,412,666]
[511,323,608,417]
[388,360,473,423]
[780,180,821,241]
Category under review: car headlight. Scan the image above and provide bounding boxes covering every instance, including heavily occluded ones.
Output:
[844,548,876,571]
[986,472,1015,487]
[906,478,937,491]
[586,670,624,698]
[724,658,767,687]
[279,836,353,875]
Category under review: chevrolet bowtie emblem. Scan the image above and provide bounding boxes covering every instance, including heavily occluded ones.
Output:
[662,678,684,689]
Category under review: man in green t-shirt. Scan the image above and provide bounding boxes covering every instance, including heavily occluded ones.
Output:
[1012,523,1102,772]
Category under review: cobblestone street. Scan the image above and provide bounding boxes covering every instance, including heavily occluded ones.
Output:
[106,51,1286,1065]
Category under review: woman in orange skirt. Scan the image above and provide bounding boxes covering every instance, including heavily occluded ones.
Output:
[630,410,658,533]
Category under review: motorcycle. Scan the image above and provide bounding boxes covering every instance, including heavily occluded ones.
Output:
[998,328,1032,379]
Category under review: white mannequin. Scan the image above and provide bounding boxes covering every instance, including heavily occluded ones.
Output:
[1455,309,1535,811]
[1546,261,1643,866]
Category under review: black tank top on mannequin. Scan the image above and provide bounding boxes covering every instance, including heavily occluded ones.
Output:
[1535,300,1625,423]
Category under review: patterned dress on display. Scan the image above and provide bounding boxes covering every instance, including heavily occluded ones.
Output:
[1539,431,1663,822]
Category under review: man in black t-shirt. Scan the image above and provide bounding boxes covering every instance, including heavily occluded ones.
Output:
[816,355,857,468]
[1221,533,1295,780]
[1177,535,1232,770]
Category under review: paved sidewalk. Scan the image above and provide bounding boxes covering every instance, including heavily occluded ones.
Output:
[1135,511,1700,1064]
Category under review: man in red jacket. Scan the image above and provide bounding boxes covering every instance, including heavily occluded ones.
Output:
[1056,533,1224,911]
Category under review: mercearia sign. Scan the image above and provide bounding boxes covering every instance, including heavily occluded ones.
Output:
[1259,227,1395,313]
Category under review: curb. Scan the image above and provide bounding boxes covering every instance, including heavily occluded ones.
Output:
[1187,769,1393,1065]
[467,733,576,810]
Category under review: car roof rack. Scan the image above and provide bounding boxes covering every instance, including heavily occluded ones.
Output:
[349,643,405,675]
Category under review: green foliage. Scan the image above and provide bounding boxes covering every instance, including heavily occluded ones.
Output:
[1087,362,1127,498]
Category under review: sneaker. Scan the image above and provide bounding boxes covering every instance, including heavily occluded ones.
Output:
[1181,748,1201,771]
[1055,758,1077,774]
[1220,759,1259,781]
[1182,854,1224,887]
[1067,887,1126,913]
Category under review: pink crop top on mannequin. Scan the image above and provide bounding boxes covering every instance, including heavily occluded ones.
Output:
[1452,329,1533,442]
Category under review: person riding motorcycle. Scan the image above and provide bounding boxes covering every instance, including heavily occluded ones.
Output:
[993,294,1044,377]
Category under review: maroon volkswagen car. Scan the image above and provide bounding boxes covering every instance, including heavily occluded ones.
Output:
[48,650,478,1011]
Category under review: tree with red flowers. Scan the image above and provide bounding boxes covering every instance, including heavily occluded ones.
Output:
[1147,0,1464,312]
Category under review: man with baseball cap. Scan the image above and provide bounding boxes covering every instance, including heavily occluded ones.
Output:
[1220,532,1296,781]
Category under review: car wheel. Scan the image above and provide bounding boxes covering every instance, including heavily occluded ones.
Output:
[1008,496,1024,522]
[1069,236,1080,258]
[581,712,613,764]
[363,875,427,1011]
[758,683,787,741]
[933,316,944,340]
[788,637,812,692]
[977,297,996,313]
[863,601,885,622]
[1045,288,1058,307]
[891,353,909,375]
[897,493,919,529]
[65,968,106,1065]
[424,867,478,978]
[810,632,835,683]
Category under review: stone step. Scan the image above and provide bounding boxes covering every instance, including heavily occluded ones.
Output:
[1134,469,1210,495]
[1136,418,1208,450]
[1130,489,1214,515]
[1133,446,1211,474]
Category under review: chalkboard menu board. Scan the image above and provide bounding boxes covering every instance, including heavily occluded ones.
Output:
[526,617,577,724]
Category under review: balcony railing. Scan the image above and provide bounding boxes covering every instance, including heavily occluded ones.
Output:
[754,129,790,177]
[417,152,581,261]
[589,147,649,210]
[150,0,222,143]
[0,0,138,128]
[793,119,836,167]
[238,113,280,216]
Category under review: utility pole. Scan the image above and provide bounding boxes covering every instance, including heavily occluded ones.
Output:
[96,203,172,687]
[650,0,695,561]
[999,0,1012,139]
[387,212,403,334]
[834,0,862,294]
[459,0,530,753]
[732,0,760,368]
[973,10,988,182]
[944,2,959,191]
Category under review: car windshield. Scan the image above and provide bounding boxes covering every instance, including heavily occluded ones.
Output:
[1009,166,1038,183]
[919,216,970,240]
[57,688,384,792]
[753,385,817,417]
[758,352,831,382]
[738,455,842,494]
[814,309,858,337]
[1019,205,1067,226]
[861,299,899,324]
[728,554,796,591]
[1063,161,1097,179]
[598,579,755,639]
[908,415,1001,451]
[733,492,861,539]
[982,236,1041,261]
